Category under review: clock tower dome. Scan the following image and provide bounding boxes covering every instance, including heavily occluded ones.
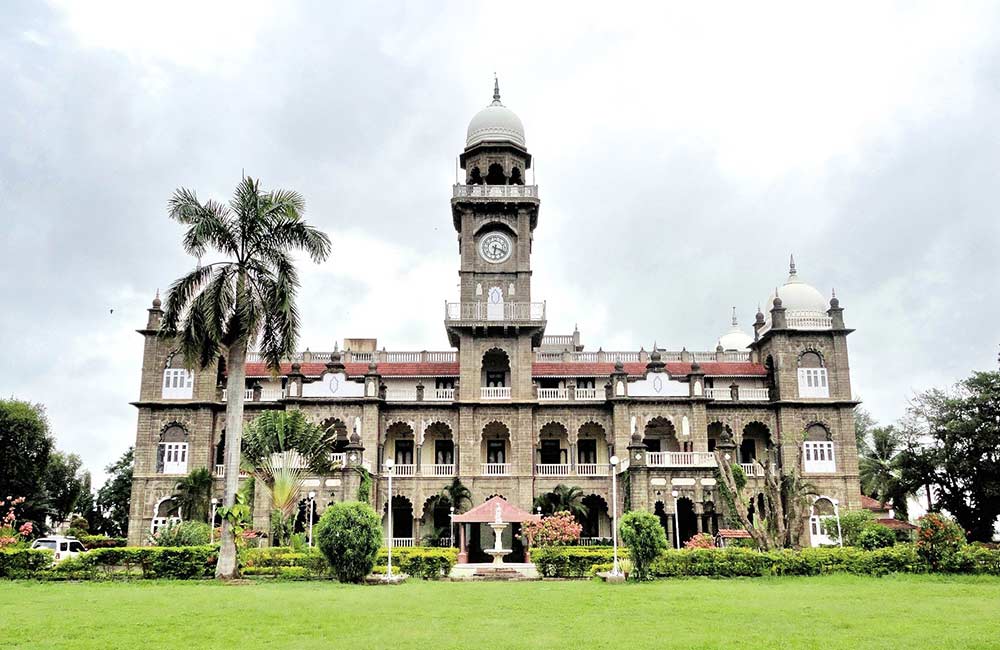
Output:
[446,79,545,401]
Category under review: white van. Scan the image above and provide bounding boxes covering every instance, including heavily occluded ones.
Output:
[31,536,87,562]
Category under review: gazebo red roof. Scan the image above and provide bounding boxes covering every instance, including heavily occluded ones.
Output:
[452,495,541,524]
[717,528,752,539]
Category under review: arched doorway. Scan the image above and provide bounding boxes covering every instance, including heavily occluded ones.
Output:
[654,501,671,545]
[677,497,698,546]
[581,495,610,541]
[384,495,414,546]
[643,417,679,453]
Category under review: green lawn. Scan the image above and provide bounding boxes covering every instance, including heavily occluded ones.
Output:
[3,575,1000,649]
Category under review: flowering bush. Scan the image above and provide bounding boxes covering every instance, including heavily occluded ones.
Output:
[915,513,966,570]
[684,533,715,549]
[0,497,31,549]
[521,511,582,548]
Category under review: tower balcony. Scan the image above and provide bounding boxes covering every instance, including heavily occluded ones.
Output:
[452,184,538,201]
[445,301,545,322]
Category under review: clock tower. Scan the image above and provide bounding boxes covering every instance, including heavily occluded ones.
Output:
[446,79,545,402]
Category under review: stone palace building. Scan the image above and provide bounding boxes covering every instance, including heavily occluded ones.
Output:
[127,81,861,554]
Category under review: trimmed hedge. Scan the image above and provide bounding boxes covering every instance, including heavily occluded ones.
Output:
[0,549,54,578]
[533,545,1000,579]
[78,535,127,549]
[374,547,458,579]
[79,546,217,579]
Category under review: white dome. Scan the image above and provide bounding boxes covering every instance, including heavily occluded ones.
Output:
[766,257,831,326]
[466,81,526,148]
[717,309,754,351]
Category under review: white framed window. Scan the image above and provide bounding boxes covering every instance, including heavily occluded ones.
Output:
[797,368,829,398]
[151,498,181,534]
[162,368,193,399]
[803,441,836,473]
[158,442,189,474]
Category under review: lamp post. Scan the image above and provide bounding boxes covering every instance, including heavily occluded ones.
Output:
[671,490,680,549]
[209,498,218,544]
[833,498,843,547]
[449,505,455,547]
[384,459,394,579]
[307,490,316,548]
[610,455,621,576]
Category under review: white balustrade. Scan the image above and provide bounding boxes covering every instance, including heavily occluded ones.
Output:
[576,537,612,546]
[740,463,762,477]
[646,451,716,467]
[385,388,418,401]
[576,463,605,476]
[692,351,717,362]
[542,335,573,346]
[430,388,455,401]
[351,351,375,363]
[707,387,732,401]
[574,387,602,400]
[535,351,563,362]
[535,463,570,476]
[221,388,255,401]
[388,464,415,477]
[383,351,421,363]
[481,386,511,400]
[390,537,414,548]
[213,465,250,478]
[708,386,769,401]
[259,387,285,401]
[740,388,770,401]
[723,351,752,362]
[330,453,346,467]
[453,184,539,199]
[431,463,455,476]
[786,312,833,329]
[537,388,567,400]
[446,302,546,322]
[426,351,457,362]
[481,463,510,476]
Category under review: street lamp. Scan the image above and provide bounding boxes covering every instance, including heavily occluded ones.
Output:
[832,498,844,547]
[384,459,395,579]
[209,498,218,544]
[609,455,621,576]
[449,505,455,547]
[671,490,680,549]
[307,491,316,548]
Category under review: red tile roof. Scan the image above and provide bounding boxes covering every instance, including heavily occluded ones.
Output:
[876,517,916,531]
[244,360,766,379]
[453,495,541,523]
[860,495,888,511]
[717,528,752,539]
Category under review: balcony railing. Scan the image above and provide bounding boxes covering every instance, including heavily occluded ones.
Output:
[537,388,567,400]
[213,464,250,478]
[446,301,546,322]
[385,388,418,402]
[576,537,613,546]
[574,387,602,401]
[536,463,570,477]
[430,388,455,401]
[532,350,752,363]
[576,463,606,476]
[707,387,770,401]
[453,184,539,200]
[431,463,455,476]
[387,464,415,477]
[646,451,716,467]
[222,388,285,401]
[740,462,762,477]
[481,386,511,400]
[331,453,346,467]
[390,538,414,548]
[221,388,255,401]
[482,463,510,476]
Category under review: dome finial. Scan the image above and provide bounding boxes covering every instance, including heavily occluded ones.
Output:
[731,306,738,327]
[789,253,797,276]
[493,74,501,103]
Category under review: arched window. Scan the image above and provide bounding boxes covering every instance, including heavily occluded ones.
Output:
[797,351,829,398]
[468,167,484,185]
[151,497,181,535]
[809,497,838,546]
[803,424,835,473]
[157,425,189,474]
[509,167,523,185]
[162,368,193,399]
[485,163,506,185]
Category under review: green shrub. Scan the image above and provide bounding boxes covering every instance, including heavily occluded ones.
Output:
[375,547,458,579]
[857,525,896,550]
[824,509,875,546]
[240,547,328,577]
[915,513,966,570]
[150,521,211,547]
[0,549,53,577]
[78,535,127,549]
[532,546,621,578]
[80,546,216,579]
[619,511,667,580]
[314,501,381,583]
[241,565,312,579]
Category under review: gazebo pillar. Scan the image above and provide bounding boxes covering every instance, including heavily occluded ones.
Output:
[458,523,468,563]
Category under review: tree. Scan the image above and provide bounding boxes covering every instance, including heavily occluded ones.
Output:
[172,468,214,522]
[533,484,588,520]
[619,511,667,581]
[859,424,911,518]
[44,451,85,523]
[854,406,877,452]
[160,177,331,578]
[315,501,381,583]
[897,371,1000,542]
[95,448,133,537]
[714,436,814,550]
[0,399,53,532]
[243,410,340,546]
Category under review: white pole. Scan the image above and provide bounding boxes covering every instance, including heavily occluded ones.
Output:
[672,490,680,549]
[385,459,394,579]
[834,499,843,547]
[307,491,316,548]
[610,455,621,576]
[210,498,218,545]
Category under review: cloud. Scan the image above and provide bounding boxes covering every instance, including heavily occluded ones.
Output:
[2,1,999,482]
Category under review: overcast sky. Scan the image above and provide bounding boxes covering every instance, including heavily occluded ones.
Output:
[3,1,999,484]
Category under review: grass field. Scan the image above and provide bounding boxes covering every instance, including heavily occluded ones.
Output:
[3,575,1000,649]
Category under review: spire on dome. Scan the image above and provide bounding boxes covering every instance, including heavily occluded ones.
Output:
[731,306,738,327]
[789,254,797,276]
[493,74,501,104]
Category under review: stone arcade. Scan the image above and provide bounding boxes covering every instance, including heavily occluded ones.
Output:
[127,80,861,555]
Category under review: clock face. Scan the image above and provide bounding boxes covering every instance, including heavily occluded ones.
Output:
[478,231,512,264]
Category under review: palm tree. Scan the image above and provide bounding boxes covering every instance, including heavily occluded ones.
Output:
[860,425,911,518]
[172,468,214,522]
[533,484,588,520]
[242,410,340,546]
[160,177,331,577]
